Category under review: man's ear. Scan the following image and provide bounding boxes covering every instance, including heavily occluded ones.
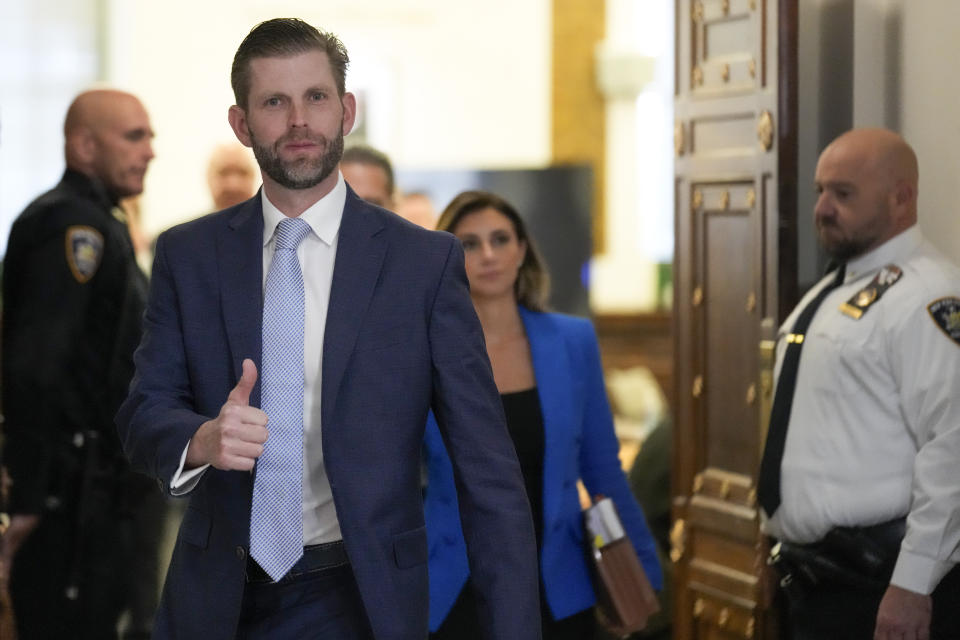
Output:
[67,128,97,166]
[228,105,252,147]
[340,92,357,137]
[894,179,916,207]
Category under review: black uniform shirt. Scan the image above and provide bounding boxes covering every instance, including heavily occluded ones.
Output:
[1,169,147,515]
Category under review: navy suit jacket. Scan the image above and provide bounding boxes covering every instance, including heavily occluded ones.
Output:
[424,308,662,628]
[116,189,540,640]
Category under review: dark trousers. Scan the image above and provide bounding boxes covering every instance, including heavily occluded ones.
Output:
[10,505,126,640]
[431,579,594,640]
[787,563,960,640]
[236,542,374,640]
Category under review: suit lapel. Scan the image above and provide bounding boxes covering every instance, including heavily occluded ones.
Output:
[321,193,387,427]
[218,195,264,406]
[521,308,574,522]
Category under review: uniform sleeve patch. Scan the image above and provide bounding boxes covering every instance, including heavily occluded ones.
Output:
[65,225,104,283]
[928,297,960,346]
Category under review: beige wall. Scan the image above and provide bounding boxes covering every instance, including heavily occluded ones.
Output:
[892,1,960,259]
[802,0,960,262]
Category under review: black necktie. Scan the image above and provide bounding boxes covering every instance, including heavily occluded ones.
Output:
[758,263,846,517]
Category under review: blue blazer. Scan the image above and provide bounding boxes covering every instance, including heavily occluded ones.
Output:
[116,189,540,640]
[424,307,663,628]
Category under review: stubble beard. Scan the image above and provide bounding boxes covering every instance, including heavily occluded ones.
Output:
[251,128,344,190]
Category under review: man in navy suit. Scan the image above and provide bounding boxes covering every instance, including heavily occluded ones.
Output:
[116,18,539,640]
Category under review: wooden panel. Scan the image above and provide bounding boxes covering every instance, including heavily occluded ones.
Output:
[674,0,794,638]
[690,0,763,98]
[698,197,761,474]
[691,113,759,157]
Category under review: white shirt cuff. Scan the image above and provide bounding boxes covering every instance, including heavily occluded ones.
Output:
[890,549,953,595]
[170,441,209,495]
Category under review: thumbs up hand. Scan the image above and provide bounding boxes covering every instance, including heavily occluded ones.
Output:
[186,359,269,471]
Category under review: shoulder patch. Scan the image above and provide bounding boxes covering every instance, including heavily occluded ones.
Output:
[65,225,104,283]
[928,297,960,346]
[840,264,902,319]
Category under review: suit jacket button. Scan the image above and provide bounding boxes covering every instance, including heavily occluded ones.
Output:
[236,546,246,560]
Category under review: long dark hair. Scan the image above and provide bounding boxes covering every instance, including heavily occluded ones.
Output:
[436,190,550,311]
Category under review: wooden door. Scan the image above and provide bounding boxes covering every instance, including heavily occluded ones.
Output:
[671,1,797,638]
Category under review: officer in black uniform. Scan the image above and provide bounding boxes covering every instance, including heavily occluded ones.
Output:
[0,88,156,639]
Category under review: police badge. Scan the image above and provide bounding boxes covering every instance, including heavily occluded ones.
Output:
[928,297,960,347]
[65,225,104,283]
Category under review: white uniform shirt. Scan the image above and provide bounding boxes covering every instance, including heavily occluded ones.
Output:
[763,225,960,595]
[172,173,347,546]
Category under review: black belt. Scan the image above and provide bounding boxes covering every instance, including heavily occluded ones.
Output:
[770,518,906,598]
[246,540,349,584]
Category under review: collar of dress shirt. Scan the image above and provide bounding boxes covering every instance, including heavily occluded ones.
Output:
[261,172,347,248]
[843,224,922,283]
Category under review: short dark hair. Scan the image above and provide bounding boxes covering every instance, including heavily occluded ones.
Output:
[231,18,350,110]
[342,145,395,195]
[436,190,551,312]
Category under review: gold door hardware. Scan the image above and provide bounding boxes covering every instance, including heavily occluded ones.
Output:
[692,286,703,307]
[746,291,757,312]
[692,189,703,210]
[692,375,704,398]
[721,63,730,82]
[675,120,685,156]
[758,318,777,452]
[748,58,756,78]
[746,188,756,208]
[720,190,730,209]
[670,518,687,562]
[757,110,774,151]
[693,472,705,493]
[718,607,731,627]
[746,383,757,406]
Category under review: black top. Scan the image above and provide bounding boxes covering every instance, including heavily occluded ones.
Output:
[1,169,148,514]
[500,387,545,549]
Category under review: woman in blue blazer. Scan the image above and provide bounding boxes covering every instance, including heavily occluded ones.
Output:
[424,191,662,639]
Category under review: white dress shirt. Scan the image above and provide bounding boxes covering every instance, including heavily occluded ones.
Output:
[172,173,347,546]
[763,225,960,594]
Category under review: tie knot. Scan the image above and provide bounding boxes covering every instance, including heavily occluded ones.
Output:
[274,218,311,250]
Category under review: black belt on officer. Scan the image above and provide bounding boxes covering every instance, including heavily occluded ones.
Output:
[769,518,906,597]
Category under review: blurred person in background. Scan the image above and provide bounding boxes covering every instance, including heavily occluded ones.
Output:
[0,88,161,639]
[207,142,259,211]
[397,190,438,230]
[341,144,396,210]
[424,190,663,639]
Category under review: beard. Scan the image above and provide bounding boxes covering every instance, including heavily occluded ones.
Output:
[250,127,344,190]
[817,225,876,262]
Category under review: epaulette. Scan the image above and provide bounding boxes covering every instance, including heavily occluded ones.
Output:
[840,264,902,319]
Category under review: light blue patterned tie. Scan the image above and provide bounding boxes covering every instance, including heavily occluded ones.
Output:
[250,217,311,581]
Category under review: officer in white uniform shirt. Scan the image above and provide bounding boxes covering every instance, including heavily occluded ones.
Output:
[760,128,960,640]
